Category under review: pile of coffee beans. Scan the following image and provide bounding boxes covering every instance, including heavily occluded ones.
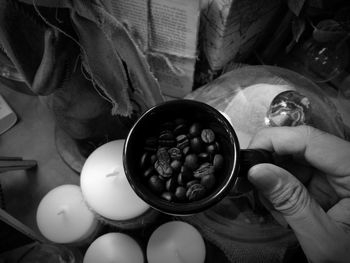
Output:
[140,118,224,202]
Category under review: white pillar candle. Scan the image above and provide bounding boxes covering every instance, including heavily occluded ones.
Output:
[147,221,206,263]
[83,232,144,263]
[80,140,150,221]
[36,184,99,244]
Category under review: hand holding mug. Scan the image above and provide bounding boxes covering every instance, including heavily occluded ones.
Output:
[248,125,350,263]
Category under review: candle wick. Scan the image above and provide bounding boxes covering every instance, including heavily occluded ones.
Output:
[57,205,69,216]
[105,168,120,178]
[175,249,187,263]
[106,172,118,177]
[57,209,66,216]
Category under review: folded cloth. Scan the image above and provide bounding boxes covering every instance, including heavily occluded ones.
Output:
[0,0,164,141]
[68,0,164,116]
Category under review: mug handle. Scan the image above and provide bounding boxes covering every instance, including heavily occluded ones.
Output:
[231,149,274,194]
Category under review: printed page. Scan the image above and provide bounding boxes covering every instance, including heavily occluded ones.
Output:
[111,0,201,58]
[110,0,201,97]
[149,0,200,57]
[111,0,149,49]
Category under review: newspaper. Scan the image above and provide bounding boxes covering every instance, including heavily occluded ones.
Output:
[111,0,201,98]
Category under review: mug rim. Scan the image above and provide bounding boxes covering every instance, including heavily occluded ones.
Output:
[123,99,240,215]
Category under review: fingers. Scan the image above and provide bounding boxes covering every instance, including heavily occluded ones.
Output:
[248,164,311,216]
[327,198,350,232]
[248,163,350,262]
[307,174,339,211]
[248,125,350,178]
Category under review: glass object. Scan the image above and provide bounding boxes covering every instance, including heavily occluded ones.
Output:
[300,37,349,83]
[289,18,350,84]
[265,90,312,127]
[18,243,82,263]
[184,66,345,261]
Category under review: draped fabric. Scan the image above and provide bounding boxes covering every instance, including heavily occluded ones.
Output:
[0,0,163,141]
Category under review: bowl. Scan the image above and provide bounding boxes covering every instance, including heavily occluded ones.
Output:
[123,99,239,215]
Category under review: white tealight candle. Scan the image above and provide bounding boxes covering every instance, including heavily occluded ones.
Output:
[80,140,150,222]
[36,184,99,244]
[83,232,144,263]
[147,221,206,263]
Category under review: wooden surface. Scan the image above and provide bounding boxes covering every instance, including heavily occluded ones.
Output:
[0,82,79,237]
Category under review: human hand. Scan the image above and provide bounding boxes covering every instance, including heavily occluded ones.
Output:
[247,125,350,263]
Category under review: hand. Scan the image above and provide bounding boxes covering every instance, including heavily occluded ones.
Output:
[247,125,350,263]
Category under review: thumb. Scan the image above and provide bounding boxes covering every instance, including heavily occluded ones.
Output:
[248,163,350,262]
[247,163,310,218]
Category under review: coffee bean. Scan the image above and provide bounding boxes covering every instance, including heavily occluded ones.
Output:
[140,117,224,204]
[177,173,185,186]
[201,129,215,144]
[143,167,154,179]
[189,122,202,137]
[159,130,174,140]
[161,192,175,201]
[158,175,167,182]
[157,147,170,163]
[173,123,188,136]
[206,144,217,155]
[166,177,177,192]
[215,141,221,152]
[170,159,182,173]
[144,146,157,152]
[186,184,206,201]
[181,165,193,178]
[177,173,190,186]
[175,186,187,201]
[177,166,193,185]
[193,162,214,178]
[186,179,200,188]
[148,175,165,194]
[155,160,173,178]
[213,154,224,170]
[201,174,216,190]
[158,130,175,147]
[140,152,150,169]
[168,147,182,160]
[182,146,191,156]
[158,139,175,147]
[190,137,203,153]
[198,152,210,163]
[144,136,158,152]
[176,134,189,150]
[184,154,199,170]
[150,154,157,164]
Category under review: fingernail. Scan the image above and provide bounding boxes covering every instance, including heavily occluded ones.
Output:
[248,164,281,193]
